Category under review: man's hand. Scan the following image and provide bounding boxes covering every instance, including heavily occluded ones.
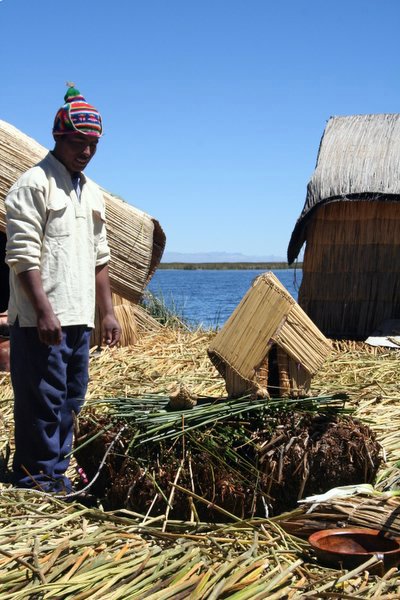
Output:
[18,269,62,345]
[37,308,62,346]
[101,313,121,348]
[95,264,121,348]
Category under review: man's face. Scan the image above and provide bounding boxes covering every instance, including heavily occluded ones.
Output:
[53,133,99,174]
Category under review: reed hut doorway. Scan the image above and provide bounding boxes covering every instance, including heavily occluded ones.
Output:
[0,231,9,313]
[288,113,400,340]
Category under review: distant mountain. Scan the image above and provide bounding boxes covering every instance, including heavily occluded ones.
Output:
[162,251,287,263]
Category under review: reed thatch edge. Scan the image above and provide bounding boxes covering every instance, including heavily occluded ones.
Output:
[287,112,400,263]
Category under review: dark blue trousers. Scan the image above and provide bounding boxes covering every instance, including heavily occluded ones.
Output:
[10,322,91,492]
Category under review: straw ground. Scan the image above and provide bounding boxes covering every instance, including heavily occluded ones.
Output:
[1,328,400,597]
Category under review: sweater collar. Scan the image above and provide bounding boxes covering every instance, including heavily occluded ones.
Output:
[45,151,87,185]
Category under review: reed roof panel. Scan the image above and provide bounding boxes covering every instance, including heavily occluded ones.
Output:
[208,272,331,381]
[288,113,400,263]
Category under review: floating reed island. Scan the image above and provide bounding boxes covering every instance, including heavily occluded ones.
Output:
[1,325,400,597]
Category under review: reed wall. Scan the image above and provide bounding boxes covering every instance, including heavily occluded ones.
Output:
[299,201,400,338]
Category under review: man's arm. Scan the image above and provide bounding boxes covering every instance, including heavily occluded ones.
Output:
[95,264,121,347]
[5,182,59,344]
[18,269,62,345]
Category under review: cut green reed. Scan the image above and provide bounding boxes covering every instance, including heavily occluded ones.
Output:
[81,394,348,447]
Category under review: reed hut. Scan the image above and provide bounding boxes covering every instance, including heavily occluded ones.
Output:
[208,272,332,398]
[0,120,165,344]
[287,114,400,340]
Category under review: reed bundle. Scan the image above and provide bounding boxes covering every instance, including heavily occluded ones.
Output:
[318,494,400,537]
[132,303,163,335]
[102,192,165,303]
[278,493,400,541]
[91,294,162,347]
[0,120,165,303]
[84,393,345,444]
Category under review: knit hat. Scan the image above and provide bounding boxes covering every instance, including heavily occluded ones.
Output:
[53,83,102,137]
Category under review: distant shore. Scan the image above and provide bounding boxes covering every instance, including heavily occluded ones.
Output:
[158,262,302,270]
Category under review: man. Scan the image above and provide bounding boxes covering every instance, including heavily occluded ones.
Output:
[5,84,121,494]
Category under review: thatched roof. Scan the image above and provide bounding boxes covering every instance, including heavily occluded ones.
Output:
[0,120,165,303]
[208,272,332,397]
[287,113,400,264]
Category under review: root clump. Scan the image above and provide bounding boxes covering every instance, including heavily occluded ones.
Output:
[76,406,381,518]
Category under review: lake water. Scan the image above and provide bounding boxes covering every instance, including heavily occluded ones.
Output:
[147,269,303,328]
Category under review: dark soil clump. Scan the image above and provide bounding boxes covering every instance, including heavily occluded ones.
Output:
[75,410,381,519]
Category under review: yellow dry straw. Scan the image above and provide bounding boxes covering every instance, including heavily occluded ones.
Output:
[1,329,400,595]
[0,490,311,599]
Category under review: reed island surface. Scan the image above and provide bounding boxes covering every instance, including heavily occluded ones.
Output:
[0,314,400,598]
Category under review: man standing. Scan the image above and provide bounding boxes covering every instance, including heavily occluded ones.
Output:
[5,84,120,493]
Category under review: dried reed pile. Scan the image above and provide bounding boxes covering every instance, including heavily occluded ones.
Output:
[2,488,400,599]
[299,201,400,338]
[1,328,400,595]
[0,120,165,303]
[0,328,222,404]
[314,341,400,473]
[0,488,309,599]
[87,328,224,399]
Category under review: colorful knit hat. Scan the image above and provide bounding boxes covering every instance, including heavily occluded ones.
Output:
[53,83,103,137]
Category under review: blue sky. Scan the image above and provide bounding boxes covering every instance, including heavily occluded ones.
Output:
[1,0,400,259]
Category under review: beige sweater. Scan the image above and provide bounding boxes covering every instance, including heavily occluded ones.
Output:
[5,152,110,327]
